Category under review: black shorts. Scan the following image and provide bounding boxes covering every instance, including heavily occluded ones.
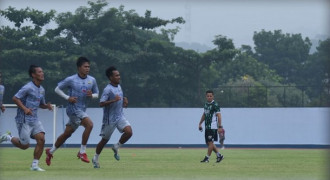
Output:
[205,129,218,143]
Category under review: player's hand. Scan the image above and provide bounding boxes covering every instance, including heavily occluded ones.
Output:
[0,105,5,113]
[114,95,121,102]
[123,97,128,108]
[218,128,222,133]
[68,97,78,103]
[199,125,203,132]
[86,90,93,97]
[24,108,33,115]
[46,102,53,111]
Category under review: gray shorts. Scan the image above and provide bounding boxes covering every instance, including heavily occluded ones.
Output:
[16,121,45,145]
[66,110,89,131]
[100,118,130,140]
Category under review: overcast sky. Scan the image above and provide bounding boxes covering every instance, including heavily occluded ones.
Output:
[0,0,329,49]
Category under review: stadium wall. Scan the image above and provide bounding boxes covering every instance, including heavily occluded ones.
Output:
[0,107,329,148]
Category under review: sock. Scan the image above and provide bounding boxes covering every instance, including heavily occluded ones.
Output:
[7,134,13,141]
[114,142,122,149]
[216,152,221,157]
[50,146,57,154]
[32,159,39,167]
[93,154,99,161]
[206,155,209,158]
[80,145,87,153]
[117,142,122,148]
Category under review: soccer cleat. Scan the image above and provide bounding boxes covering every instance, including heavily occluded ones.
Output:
[45,148,53,166]
[92,158,100,168]
[30,166,46,172]
[216,155,224,163]
[112,146,120,161]
[0,131,11,143]
[200,156,209,163]
[77,152,90,163]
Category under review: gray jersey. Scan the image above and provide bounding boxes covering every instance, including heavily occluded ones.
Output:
[57,74,99,115]
[14,81,46,123]
[100,84,125,124]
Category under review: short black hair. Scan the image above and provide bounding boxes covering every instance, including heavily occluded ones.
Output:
[28,65,40,78]
[76,57,90,67]
[206,90,214,94]
[105,66,117,79]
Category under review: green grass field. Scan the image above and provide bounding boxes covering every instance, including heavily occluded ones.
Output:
[0,147,328,180]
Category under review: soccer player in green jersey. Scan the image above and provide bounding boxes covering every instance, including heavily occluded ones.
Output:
[198,90,224,163]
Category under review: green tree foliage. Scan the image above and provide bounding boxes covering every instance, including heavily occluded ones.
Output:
[253,30,312,84]
[1,1,328,107]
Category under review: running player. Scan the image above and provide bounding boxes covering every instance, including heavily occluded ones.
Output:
[92,66,132,168]
[0,65,53,171]
[45,57,99,165]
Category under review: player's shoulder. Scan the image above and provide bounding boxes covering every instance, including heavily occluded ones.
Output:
[19,81,34,91]
[62,74,76,81]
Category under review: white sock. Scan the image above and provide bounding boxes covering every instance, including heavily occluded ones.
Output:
[32,159,39,167]
[7,134,13,141]
[50,146,57,154]
[93,154,99,161]
[80,145,87,153]
[117,142,122,148]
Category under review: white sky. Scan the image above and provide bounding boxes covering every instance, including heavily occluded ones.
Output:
[0,0,329,48]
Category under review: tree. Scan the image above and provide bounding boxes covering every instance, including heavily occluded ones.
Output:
[253,30,312,84]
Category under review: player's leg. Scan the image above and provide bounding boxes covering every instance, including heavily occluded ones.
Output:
[11,123,30,150]
[81,117,93,146]
[31,132,46,171]
[77,117,93,163]
[119,125,132,144]
[93,124,115,168]
[45,125,75,166]
[212,129,224,163]
[93,138,108,168]
[112,120,132,161]
[201,130,212,163]
[54,125,75,149]
[10,136,29,149]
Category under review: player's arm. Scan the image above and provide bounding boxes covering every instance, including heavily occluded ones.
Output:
[86,90,99,99]
[12,96,32,115]
[39,102,53,111]
[89,78,99,99]
[198,113,205,131]
[55,86,77,103]
[99,94,121,107]
[217,112,222,133]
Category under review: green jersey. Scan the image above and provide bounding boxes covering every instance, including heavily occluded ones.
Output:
[203,100,220,129]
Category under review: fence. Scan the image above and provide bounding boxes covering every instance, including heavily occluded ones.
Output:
[215,85,330,107]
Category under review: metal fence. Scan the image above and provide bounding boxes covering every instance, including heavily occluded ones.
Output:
[215,85,330,107]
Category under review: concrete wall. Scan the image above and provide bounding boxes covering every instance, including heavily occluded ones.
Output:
[0,107,329,145]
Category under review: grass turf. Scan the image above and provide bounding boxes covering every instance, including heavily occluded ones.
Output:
[0,147,328,180]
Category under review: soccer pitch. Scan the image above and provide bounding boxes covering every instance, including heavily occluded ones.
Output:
[0,147,328,180]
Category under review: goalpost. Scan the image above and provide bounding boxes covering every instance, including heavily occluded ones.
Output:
[2,104,57,145]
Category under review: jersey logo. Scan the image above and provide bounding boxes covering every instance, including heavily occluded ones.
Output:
[81,86,88,93]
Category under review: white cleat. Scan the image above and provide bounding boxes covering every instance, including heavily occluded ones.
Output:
[112,145,120,161]
[0,131,11,143]
[30,166,46,172]
[92,158,100,168]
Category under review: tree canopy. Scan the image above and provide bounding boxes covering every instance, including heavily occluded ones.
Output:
[1,1,329,107]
